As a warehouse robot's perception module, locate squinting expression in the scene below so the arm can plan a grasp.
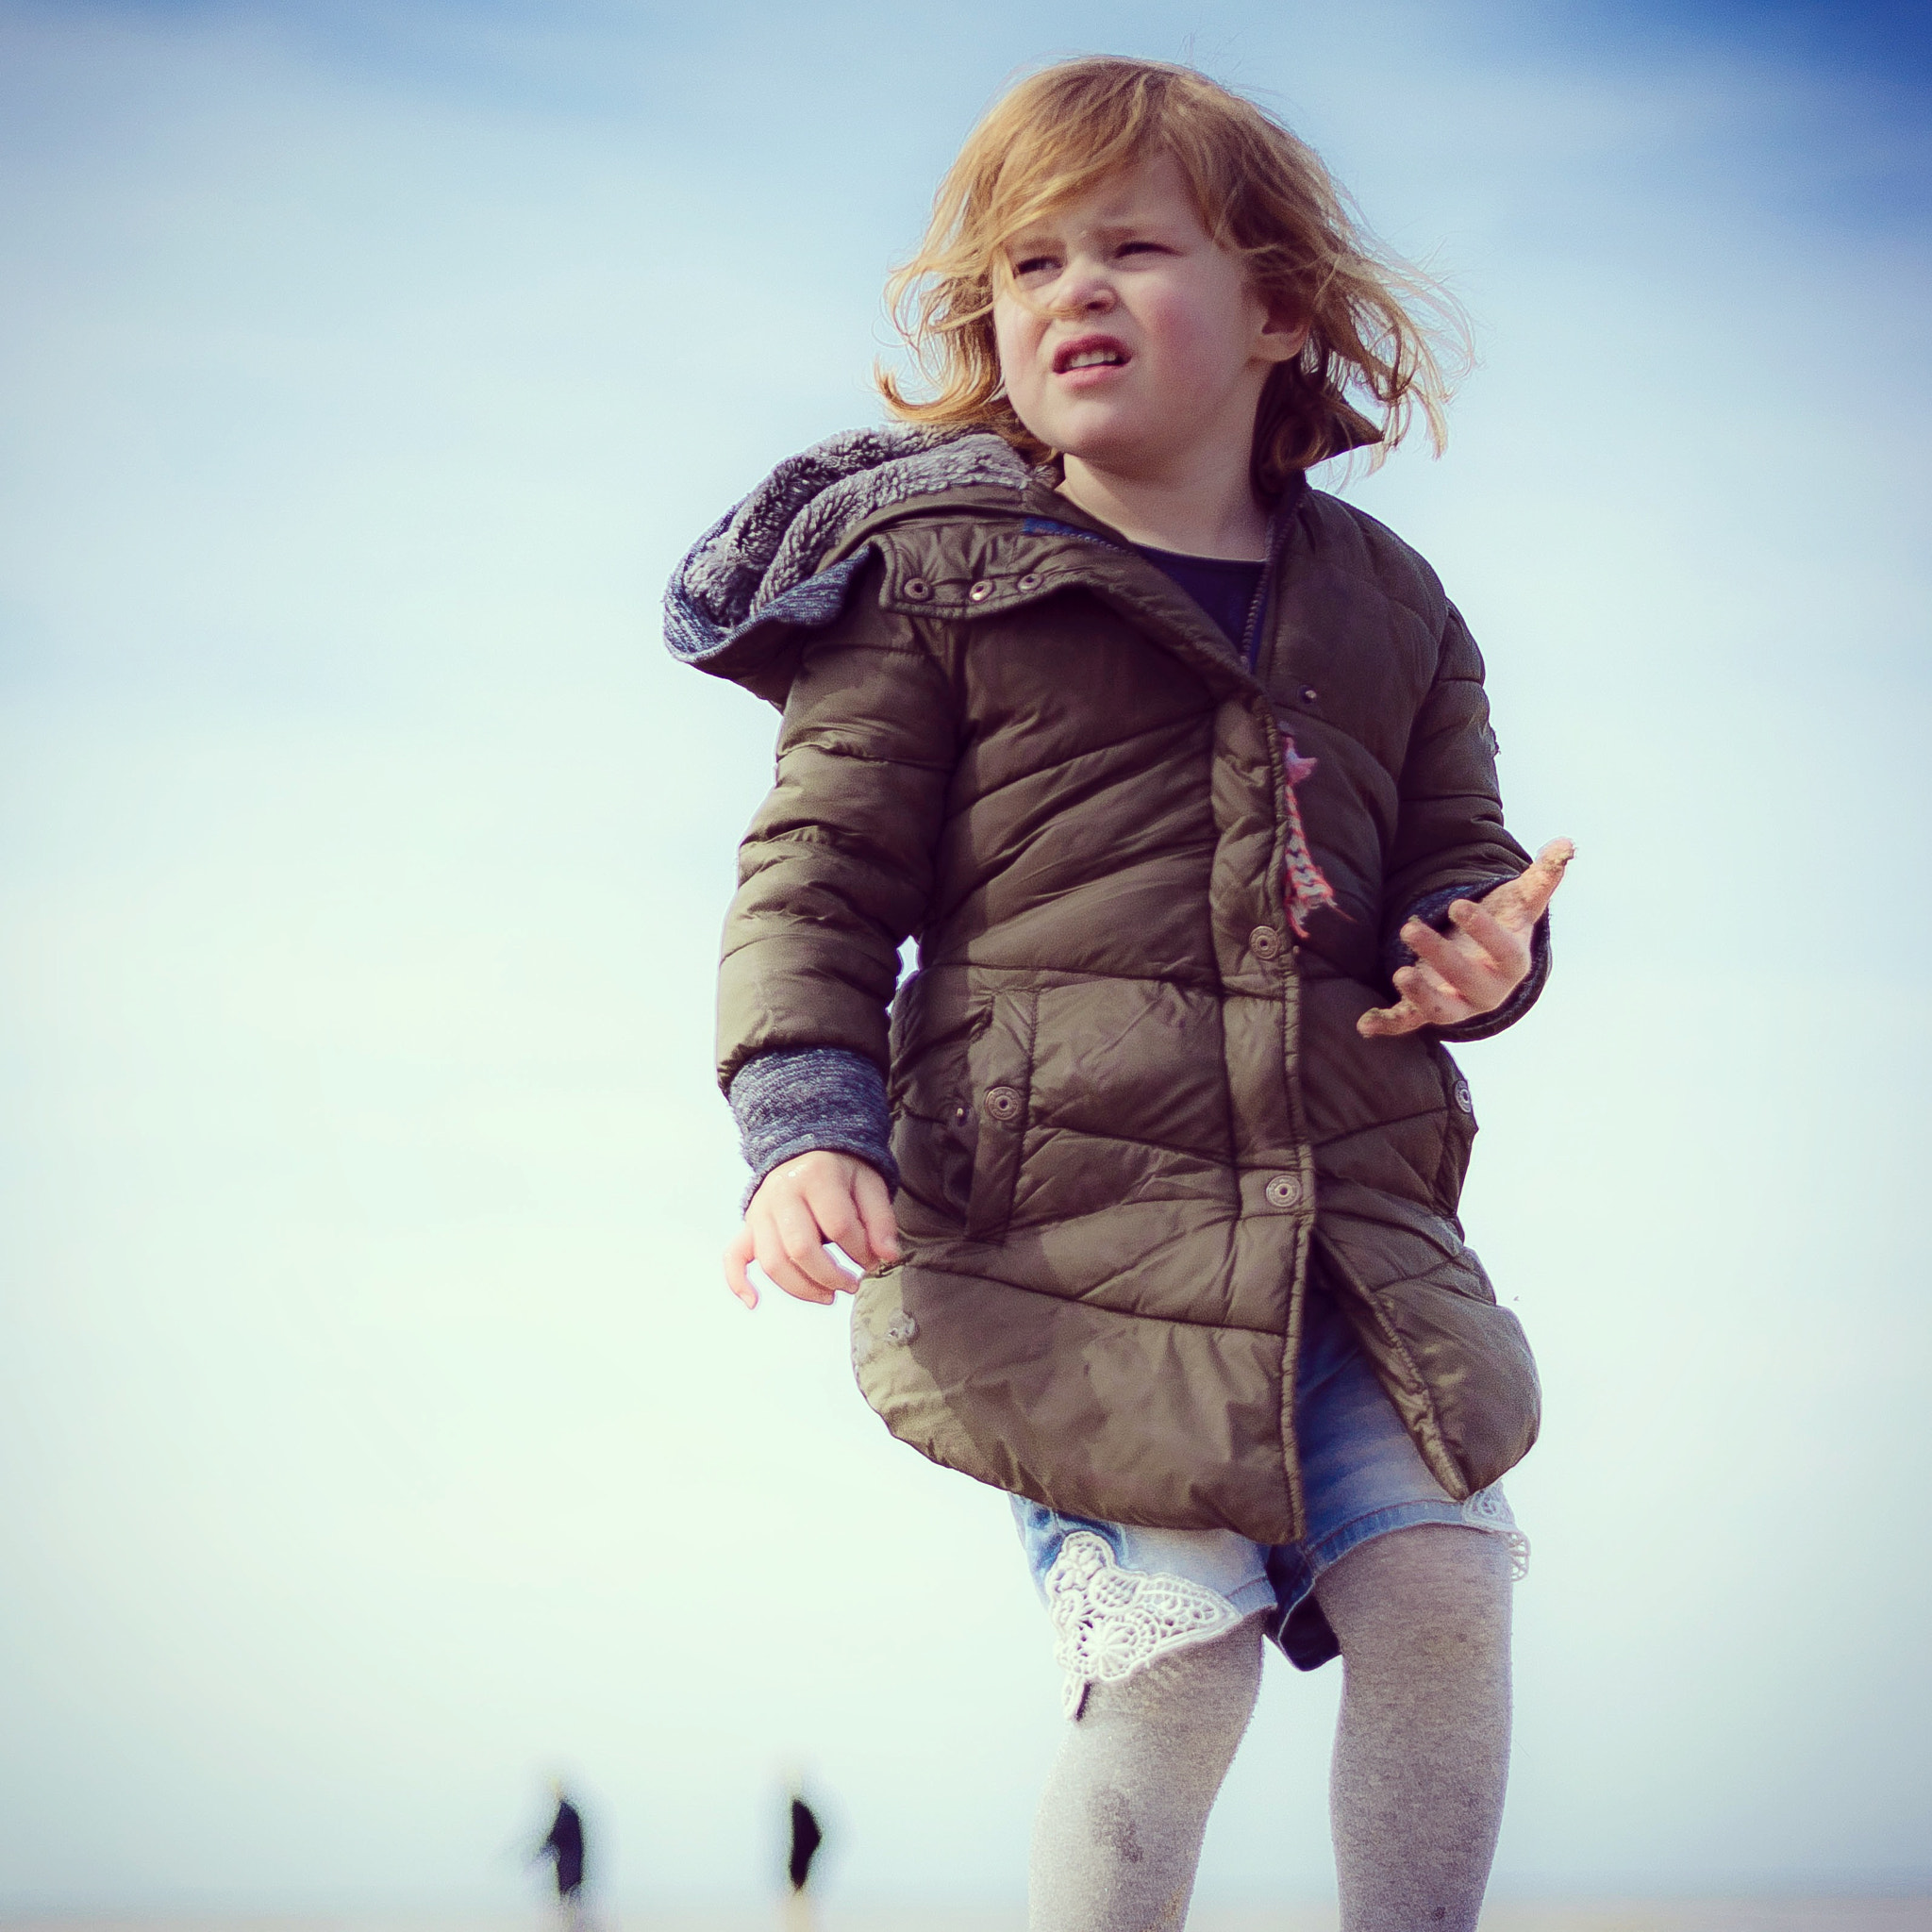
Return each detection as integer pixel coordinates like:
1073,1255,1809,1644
991,154,1305,480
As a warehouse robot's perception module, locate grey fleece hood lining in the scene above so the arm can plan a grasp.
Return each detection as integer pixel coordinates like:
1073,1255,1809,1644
664,426,1033,664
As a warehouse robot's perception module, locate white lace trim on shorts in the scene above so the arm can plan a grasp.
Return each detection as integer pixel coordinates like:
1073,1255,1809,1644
1461,1485,1531,1580
1044,1530,1244,1720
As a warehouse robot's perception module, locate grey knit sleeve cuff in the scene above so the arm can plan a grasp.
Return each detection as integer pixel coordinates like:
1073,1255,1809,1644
726,1047,900,1207
1385,878,1553,1045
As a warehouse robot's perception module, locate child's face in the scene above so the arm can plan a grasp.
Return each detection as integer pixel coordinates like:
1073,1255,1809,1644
991,154,1305,486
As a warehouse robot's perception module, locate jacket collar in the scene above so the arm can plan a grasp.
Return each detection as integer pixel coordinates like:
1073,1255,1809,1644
825,479,1295,704
1010,471,1308,671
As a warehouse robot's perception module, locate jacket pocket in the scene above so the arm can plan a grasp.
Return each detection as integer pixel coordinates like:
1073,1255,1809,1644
964,989,1037,1241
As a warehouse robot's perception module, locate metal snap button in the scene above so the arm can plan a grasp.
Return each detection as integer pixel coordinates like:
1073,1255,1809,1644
968,578,995,602
1299,685,1319,704
1017,572,1041,591
1249,924,1282,960
903,577,932,600
1452,1080,1474,1116
952,1102,970,1125
983,1085,1022,1121
1264,1173,1303,1209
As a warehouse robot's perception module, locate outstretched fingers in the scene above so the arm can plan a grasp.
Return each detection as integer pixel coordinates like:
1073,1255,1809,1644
1441,899,1515,971
1358,959,1471,1036
1357,992,1426,1038
1358,839,1574,1041
1482,838,1575,932
1405,914,1507,996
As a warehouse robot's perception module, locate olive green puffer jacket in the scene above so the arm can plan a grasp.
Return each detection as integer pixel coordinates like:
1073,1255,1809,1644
678,436,1545,1545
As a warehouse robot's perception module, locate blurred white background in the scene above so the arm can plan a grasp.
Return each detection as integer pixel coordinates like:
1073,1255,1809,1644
0,0,1927,1914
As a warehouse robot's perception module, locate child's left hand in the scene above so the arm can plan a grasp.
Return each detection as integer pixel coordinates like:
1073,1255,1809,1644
1357,839,1574,1039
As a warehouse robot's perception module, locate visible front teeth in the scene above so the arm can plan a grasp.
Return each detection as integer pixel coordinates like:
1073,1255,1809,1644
1066,349,1122,369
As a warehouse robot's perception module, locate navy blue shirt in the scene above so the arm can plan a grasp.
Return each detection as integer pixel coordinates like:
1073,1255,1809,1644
1132,543,1266,659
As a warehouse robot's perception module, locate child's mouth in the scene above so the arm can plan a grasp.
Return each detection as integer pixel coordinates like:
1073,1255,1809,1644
1054,335,1130,375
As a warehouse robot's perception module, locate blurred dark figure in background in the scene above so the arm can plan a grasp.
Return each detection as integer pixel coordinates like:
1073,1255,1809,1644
788,1792,822,1888
536,1783,587,1924
782,1784,824,1931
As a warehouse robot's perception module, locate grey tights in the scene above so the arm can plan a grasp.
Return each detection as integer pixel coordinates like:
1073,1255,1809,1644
1026,1524,1513,1932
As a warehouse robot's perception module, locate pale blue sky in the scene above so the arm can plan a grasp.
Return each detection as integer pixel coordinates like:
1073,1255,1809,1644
1,0,1927,1912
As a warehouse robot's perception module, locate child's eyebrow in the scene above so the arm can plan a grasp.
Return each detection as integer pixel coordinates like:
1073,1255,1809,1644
1006,211,1175,253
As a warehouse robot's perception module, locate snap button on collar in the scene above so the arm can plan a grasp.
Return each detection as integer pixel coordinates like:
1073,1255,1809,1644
983,1085,1022,1121
1017,571,1041,591
903,577,932,600
968,579,995,602
1249,924,1282,960
1264,1173,1303,1209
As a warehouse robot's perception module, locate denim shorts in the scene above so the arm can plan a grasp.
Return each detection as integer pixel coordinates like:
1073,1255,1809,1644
1011,1281,1527,1714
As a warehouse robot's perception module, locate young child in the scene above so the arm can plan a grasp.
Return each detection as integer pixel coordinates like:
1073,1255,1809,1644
666,57,1572,1932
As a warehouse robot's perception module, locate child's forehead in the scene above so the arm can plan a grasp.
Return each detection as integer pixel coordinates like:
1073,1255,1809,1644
1001,153,1204,241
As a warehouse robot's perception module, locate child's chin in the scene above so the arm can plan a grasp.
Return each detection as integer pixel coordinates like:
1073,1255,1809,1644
1058,422,1179,475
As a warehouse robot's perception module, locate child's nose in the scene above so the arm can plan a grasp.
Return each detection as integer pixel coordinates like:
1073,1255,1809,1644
1054,271,1117,317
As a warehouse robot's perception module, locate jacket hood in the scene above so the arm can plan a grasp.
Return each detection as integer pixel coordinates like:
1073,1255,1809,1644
663,426,1031,674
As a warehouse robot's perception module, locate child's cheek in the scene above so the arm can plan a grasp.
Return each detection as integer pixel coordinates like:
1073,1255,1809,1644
1134,287,1220,393
991,305,1042,411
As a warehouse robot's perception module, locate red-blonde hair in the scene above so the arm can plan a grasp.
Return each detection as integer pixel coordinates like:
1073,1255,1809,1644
878,57,1469,490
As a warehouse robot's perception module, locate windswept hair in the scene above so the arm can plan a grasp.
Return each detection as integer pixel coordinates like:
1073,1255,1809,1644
878,58,1470,491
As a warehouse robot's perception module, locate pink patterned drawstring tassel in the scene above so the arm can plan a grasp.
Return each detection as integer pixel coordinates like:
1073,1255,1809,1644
1280,733,1340,939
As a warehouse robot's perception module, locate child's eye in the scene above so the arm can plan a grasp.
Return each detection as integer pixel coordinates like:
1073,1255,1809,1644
1116,240,1165,258
1012,253,1059,278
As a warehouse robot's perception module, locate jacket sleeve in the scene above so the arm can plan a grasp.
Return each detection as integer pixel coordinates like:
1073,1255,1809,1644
1381,602,1549,1041
727,1046,898,1200
716,568,958,1092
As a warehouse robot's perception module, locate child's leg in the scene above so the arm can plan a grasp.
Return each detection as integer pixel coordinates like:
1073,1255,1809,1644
1311,1523,1513,1932
1027,1613,1265,1932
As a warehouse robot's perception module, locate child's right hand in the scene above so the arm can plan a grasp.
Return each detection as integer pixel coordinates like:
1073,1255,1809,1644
724,1151,902,1310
